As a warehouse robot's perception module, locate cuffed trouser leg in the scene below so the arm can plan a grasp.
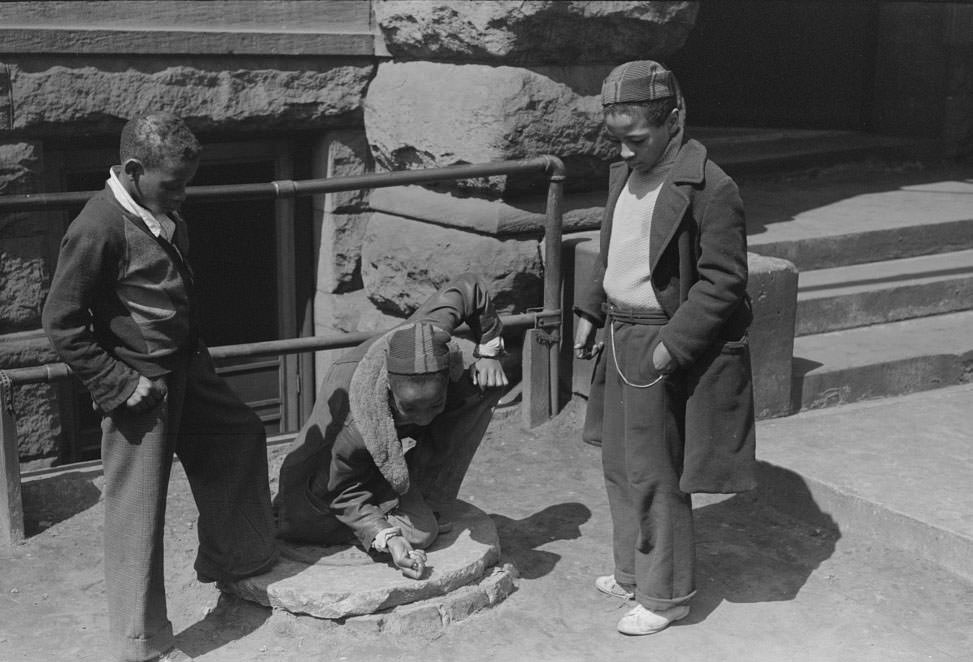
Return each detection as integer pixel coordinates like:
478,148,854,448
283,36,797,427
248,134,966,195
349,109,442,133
101,389,176,661
173,349,279,582
601,321,695,611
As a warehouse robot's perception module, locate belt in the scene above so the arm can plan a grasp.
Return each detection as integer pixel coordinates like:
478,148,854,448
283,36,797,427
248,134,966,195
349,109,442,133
604,301,668,325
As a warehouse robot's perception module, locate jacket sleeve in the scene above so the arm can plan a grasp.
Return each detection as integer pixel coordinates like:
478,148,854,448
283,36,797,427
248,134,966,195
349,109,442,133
327,431,395,549
41,215,142,411
659,176,749,367
410,273,503,343
574,257,607,327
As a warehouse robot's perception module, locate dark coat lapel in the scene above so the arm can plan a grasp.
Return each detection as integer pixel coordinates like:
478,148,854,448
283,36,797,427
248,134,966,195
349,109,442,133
649,140,707,273
600,161,632,260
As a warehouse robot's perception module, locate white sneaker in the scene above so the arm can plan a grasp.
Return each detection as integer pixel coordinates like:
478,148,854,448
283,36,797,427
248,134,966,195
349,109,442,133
616,603,690,636
594,575,635,600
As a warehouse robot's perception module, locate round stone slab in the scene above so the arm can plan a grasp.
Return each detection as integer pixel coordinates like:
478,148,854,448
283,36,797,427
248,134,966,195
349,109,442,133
225,500,501,619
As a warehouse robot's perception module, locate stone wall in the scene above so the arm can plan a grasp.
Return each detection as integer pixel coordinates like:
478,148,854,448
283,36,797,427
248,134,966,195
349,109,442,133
0,1,701,464
322,0,698,363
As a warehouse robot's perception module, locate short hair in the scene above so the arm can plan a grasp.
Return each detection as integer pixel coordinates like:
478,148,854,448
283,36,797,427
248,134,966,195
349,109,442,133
119,112,201,169
604,97,678,128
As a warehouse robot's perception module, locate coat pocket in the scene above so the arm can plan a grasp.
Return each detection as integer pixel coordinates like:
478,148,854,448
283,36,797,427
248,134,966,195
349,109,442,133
680,336,757,494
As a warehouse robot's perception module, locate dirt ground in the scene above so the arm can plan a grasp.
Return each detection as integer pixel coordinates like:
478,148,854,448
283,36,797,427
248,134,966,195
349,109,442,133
2,398,972,661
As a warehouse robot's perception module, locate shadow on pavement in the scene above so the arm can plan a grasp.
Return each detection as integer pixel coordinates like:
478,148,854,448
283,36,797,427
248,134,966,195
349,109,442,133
491,502,592,580
175,593,272,659
685,462,841,626
21,470,103,535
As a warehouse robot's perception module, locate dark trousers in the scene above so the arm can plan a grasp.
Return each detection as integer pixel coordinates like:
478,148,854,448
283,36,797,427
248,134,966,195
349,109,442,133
599,317,696,611
100,348,277,661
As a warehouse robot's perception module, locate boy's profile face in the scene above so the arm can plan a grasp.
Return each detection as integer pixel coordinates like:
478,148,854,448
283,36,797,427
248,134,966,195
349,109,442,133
389,373,448,427
124,157,199,217
605,108,678,173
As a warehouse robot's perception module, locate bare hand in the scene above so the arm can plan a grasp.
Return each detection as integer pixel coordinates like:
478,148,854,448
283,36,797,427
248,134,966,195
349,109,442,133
472,357,508,391
574,317,602,360
125,375,166,413
388,536,426,579
652,340,677,374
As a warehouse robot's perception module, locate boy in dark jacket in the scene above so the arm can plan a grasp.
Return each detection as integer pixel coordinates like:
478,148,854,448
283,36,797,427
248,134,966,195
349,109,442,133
274,274,507,579
42,113,277,662
574,61,756,636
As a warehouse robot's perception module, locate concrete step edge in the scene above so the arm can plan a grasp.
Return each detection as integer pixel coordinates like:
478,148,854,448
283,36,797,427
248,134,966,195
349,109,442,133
796,275,973,336
792,310,973,410
755,461,973,583
750,219,973,271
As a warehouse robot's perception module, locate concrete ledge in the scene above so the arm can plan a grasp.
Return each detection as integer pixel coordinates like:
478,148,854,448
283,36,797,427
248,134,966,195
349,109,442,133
225,500,504,620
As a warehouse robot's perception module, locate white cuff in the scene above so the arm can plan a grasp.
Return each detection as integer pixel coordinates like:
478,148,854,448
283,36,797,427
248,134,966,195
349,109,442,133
372,526,402,552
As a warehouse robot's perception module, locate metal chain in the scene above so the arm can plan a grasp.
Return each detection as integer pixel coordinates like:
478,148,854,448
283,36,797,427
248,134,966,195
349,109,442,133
608,321,665,389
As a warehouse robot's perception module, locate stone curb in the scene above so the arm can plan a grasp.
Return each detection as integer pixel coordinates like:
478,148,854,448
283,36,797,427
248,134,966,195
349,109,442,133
339,563,519,636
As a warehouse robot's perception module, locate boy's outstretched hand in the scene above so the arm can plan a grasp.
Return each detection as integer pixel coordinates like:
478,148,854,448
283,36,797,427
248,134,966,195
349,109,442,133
388,536,426,579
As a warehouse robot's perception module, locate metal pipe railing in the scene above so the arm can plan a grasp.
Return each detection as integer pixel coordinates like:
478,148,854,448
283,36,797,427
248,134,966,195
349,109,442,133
0,156,566,546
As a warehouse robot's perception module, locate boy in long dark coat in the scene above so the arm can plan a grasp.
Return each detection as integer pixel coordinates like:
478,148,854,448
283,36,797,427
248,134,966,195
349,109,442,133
574,61,757,636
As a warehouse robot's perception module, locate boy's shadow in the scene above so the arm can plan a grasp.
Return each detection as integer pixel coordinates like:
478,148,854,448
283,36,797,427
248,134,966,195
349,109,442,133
174,592,272,659
490,502,592,580
682,462,841,626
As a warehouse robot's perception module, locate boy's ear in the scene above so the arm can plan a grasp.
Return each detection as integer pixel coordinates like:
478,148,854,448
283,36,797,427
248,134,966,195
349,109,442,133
122,158,143,179
667,107,681,136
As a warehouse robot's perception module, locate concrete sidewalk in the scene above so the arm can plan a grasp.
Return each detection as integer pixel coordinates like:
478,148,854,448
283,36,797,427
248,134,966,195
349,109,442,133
1,392,972,661
757,383,973,582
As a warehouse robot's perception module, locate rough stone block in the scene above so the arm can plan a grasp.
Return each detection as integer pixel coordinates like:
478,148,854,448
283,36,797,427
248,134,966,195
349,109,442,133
361,212,544,316
365,61,617,197
566,236,798,419
374,1,698,64
0,330,63,460
225,500,501,619
3,59,373,134
0,142,42,195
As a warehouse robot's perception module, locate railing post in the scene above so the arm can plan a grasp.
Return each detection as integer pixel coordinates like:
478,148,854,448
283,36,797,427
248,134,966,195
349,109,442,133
0,373,25,546
522,156,565,428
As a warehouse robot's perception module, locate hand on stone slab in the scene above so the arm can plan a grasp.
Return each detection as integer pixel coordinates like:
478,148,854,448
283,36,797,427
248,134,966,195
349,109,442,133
388,536,427,579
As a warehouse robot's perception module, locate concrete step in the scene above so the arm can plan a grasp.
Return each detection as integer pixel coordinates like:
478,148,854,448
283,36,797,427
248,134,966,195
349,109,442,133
743,161,973,271
694,127,937,177
757,383,973,583
796,248,973,335
792,309,973,411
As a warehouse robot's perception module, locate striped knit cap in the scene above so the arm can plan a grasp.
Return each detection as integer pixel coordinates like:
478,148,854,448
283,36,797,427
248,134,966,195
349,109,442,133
386,322,451,375
601,60,677,105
